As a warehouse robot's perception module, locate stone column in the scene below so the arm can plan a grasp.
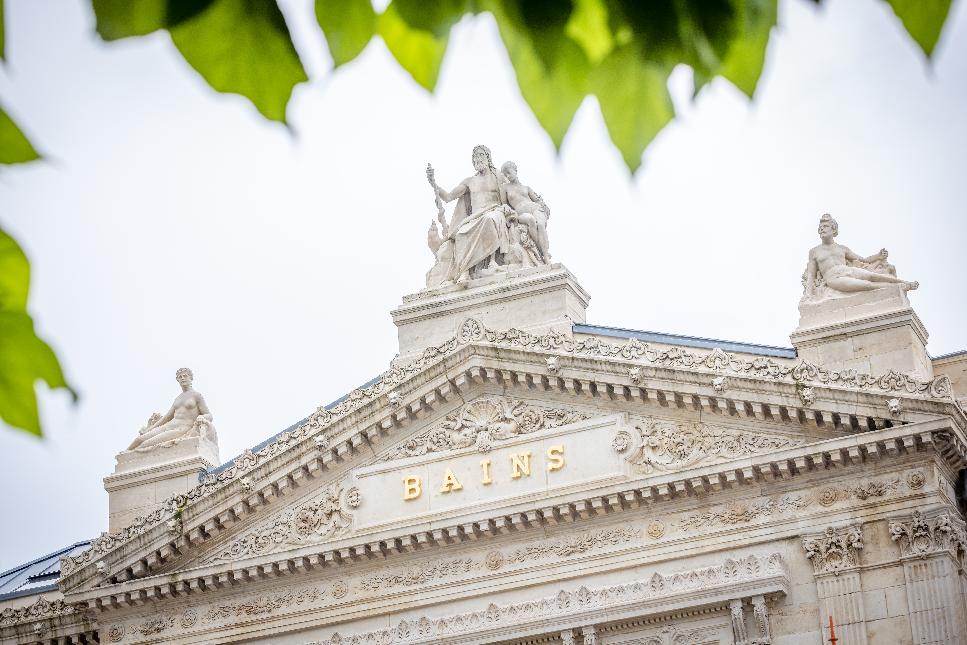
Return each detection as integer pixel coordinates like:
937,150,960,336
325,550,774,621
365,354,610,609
890,510,967,645
801,524,868,645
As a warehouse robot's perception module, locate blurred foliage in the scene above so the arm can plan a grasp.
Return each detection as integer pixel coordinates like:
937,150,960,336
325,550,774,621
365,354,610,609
0,228,75,436
0,0,955,436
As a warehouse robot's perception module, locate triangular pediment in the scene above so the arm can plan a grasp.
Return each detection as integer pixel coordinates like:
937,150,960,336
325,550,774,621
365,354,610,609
58,320,957,596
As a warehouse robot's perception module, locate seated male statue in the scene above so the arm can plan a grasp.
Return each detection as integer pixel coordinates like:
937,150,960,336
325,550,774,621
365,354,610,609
802,214,918,302
501,160,550,263
127,368,215,451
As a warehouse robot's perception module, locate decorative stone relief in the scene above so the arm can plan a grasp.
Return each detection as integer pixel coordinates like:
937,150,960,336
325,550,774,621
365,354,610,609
203,586,321,622
382,396,594,460
359,557,476,592
212,482,359,561
906,470,926,489
796,384,815,407
135,615,175,636
106,624,125,642
712,376,727,393
0,597,78,627
729,599,747,642
887,397,902,416
889,510,966,559
751,595,771,643
614,420,802,474
303,554,785,645
678,494,810,531
507,526,641,563
582,624,597,645
816,475,901,507
626,625,707,645
802,525,863,574
646,520,665,539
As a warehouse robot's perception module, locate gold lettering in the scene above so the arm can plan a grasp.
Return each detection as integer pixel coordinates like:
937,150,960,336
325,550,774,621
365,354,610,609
480,459,493,485
547,445,565,471
402,475,422,500
510,451,532,479
439,468,463,493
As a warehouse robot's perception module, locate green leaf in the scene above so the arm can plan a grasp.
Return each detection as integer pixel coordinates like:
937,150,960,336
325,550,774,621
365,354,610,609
0,227,75,437
91,0,216,41
884,0,952,58
717,0,777,98
315,0,377,67
486,0,590,149
168,0,308,123
378,1,449,92
0,225,28,311
395,0,470,37
0,105,40,165
589,45,673,172
565,0,614,65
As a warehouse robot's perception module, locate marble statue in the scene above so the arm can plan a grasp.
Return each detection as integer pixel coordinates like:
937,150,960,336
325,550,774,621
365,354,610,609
425,146,551,289
802,214,918,303
501,161,550,263
127,368,215,451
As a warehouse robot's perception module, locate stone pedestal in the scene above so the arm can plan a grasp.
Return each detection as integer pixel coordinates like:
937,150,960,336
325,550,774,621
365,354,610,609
104,435,219,533
790,285,932,380
392,264,590,361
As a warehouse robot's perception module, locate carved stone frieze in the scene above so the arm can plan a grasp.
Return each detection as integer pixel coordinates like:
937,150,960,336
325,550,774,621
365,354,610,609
203,586,322,622
889,510,966,559
359,557,476,592
506,526,641,563
212,483,359,561
613,420,802,474
678,494,810,531
357,526,639,594
802,525,863,574
0,597,78,628
382,396,594,460
303,553,785,645
621,625,707,645
816,475,902,507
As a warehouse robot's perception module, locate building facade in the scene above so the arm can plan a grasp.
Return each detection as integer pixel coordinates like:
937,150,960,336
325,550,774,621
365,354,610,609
2,156,966,644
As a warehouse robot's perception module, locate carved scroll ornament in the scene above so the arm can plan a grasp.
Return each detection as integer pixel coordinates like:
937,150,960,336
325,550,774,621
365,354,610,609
889,510,966,559
613,419,803,474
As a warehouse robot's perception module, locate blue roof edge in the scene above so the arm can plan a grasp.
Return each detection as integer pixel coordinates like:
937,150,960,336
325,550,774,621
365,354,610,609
574,323,798,359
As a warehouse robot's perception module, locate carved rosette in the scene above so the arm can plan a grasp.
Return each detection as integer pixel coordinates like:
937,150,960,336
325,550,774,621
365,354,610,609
801,525,863,574
889,510,966,560
382,396,594,460
614,419,802,474
213,482,359,561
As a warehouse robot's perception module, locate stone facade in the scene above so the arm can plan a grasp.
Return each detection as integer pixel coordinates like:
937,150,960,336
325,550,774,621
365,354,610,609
2,186,966,645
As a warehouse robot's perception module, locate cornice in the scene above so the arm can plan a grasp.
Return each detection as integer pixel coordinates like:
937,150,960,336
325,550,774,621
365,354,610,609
62,416,963,613
58,320,964,596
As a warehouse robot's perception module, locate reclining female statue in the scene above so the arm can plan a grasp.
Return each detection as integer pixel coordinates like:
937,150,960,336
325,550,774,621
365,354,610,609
127,368,215,451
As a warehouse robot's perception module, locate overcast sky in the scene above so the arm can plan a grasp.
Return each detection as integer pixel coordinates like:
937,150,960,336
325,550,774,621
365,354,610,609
0,0,964,570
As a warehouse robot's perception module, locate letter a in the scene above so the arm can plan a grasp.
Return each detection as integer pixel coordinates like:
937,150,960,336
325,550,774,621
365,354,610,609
439,468,463,493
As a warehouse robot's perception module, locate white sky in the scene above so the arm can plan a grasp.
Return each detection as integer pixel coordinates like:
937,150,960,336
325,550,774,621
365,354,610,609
0,0,964,569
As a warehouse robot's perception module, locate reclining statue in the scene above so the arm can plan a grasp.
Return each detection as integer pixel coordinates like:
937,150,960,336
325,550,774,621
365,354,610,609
127,368,216,451
802,214,918,303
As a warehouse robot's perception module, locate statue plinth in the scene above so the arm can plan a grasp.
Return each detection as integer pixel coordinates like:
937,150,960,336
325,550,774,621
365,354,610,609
104,435,219,534
791,285,932,380
392,263,589,361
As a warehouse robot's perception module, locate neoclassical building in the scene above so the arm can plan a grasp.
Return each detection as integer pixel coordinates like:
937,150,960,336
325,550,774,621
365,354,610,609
2,153,966,645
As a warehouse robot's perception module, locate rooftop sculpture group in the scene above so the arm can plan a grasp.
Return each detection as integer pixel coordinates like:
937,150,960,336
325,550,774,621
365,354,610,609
425,145,550,289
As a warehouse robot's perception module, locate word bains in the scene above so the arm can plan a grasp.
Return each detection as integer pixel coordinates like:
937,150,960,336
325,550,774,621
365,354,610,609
402,446,565,500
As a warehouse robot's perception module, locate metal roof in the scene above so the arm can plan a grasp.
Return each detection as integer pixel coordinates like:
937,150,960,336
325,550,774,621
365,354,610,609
574,323,798,358
0,540,91,601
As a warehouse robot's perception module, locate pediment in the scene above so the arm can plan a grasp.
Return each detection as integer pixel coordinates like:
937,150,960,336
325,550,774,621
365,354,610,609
169,393,813,572
58,320,958,597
